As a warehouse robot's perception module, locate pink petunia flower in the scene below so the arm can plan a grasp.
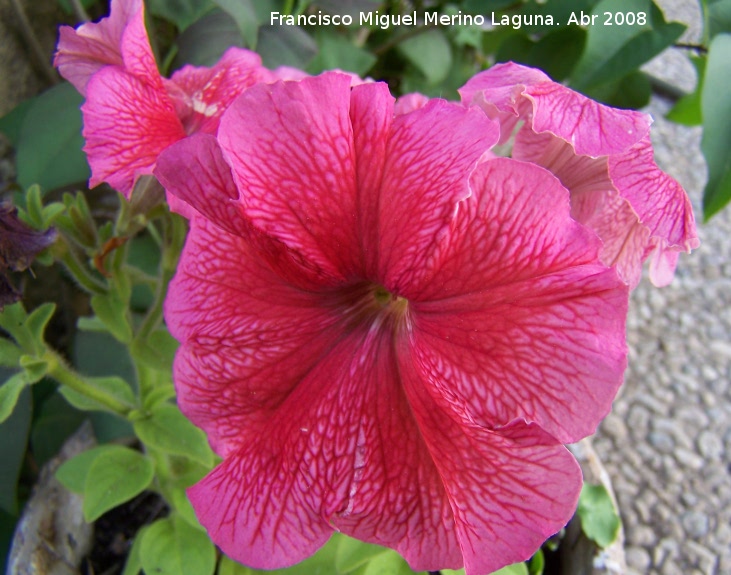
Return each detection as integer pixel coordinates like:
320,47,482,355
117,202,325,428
155,73,629,574
459,62,699,288
54,0,276,199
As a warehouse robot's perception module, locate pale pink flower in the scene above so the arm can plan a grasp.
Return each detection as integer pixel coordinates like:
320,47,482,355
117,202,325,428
54,0,276,198
155,73,629,574
459,62,699,288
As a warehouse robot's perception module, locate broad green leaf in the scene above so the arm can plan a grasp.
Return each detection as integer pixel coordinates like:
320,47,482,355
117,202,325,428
0,98,34,146
214,0,260,47
169,487,202,529
397,29,452,85
139,516,216,575
667,55,706,126
31,391,86,466
307,31,377,76
56,444,127,493
121,524,149,575
349,548,415,575
57,0,97,14
59,376,136,413
268,534,339,574
704,0,731,39
219,556,256,575
576,483,621,548
16,82,90,191
525,26,587,81
335,534,389,573
702,33,731,219
587,70,651,109
257,24,318,69
512,0,599,33
571,0,685,91
148,0,215,30
83,447,154,521
132,327,179,372
0,383,31,514
175,9,244,67
133,403,213,467
90,293,132,343
0,373,27,424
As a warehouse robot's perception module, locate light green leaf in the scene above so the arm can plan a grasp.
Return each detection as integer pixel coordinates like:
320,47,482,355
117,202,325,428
268,534,340,574
219,555,256,575
0,339,21,367
349,548,415,575
121,524,149,575
56,444,131,494
489,563,529,575
576,483,621,548
16,83,90,191
83,447,154,521
133,403,213,467
397,29,452,85
307,31,377,76
704,0,731,39
24,303,56,345
571,0,685,91
701,33,731,219
59,376,136,413
90,294,132,344
0,373,26,424
528,548,545,575
169,487,202,529
148,0,216,30
335,534,389,573
667,55,706,126
139,516,216,575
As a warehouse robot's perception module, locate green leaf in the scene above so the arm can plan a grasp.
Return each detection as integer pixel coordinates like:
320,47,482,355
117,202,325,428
133,403,213,467
83,447,154,521
0,373,26,425
349,549,415,575
213,0,260,47
121,524,149,575
147,0,216,30
397,29,452,86
586,70,651,109
570,0,685,91
169,487,202,529
528,548,545,575
335,534,389,573
219,556,256,575
704,0,731,39
0,382,31,514
18,355,49,383
0,98,34,146
489,563,529,575
307,31,377,76
139,516,216,575
667,55,705,126
702,33,731,219
132,327,179,372
257,24,318,69
175,8,244,67
0,339,21,367
56,444,127,493
57,0,98,14
90,293,132,343
576,483,621,548
16,82,90,191
268,534,340,574
24,303,56,345
59,376,136,413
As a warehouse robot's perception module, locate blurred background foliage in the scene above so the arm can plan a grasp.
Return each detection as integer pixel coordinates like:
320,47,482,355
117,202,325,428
0,0,729,572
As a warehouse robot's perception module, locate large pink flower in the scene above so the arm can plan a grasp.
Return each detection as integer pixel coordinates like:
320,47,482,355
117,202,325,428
459,62,699,288
54,0,276,198
155,73,629,574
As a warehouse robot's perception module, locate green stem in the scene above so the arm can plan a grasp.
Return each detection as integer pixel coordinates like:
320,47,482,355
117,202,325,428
46,349,134,416
60,248,108,295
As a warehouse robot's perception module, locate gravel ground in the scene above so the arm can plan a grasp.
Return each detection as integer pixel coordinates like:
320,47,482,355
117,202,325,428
592,2,731,574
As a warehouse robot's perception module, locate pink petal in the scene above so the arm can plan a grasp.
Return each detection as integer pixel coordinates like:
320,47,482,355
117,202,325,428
154,133,242,228
400,351,582,575
406,158,628,442
82,67,185,195
608,137,699,253
394,93,430,115
459,62,651,156
218,73,361,282
377,100,500,292
55,0,158,95
165,48,275,135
